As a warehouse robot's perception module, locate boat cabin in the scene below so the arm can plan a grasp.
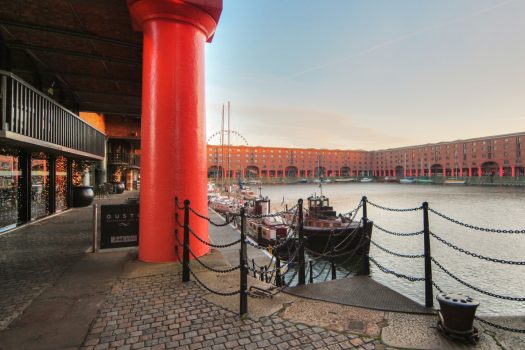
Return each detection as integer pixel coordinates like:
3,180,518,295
253,197,271,216
307,195,337,219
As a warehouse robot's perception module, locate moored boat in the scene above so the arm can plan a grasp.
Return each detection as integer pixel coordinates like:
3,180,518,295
246,197,289,247
360,177,373,183
209,196,239,215
285,195,371,253
400,177,416,184
416,176,434,184
444,179,467,185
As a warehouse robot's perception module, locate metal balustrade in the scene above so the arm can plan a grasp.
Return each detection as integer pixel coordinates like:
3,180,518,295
0,70,105,159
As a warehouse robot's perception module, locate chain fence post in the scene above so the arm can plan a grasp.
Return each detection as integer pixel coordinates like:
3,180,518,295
275,253,281,287
239,207,248,317
182,199,190,283
252,259,256,278
422,201,433,308
298,198,306,285
361,196,370,275
331,247,337,280
309,261,314,284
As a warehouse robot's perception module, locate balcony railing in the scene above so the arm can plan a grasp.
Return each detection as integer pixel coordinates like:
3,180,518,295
107,152,141,167
0,70,105,159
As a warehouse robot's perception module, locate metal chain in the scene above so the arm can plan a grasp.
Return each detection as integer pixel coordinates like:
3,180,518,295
189,226,241,248
369,256,425,282
188,267,241,296
174,198,185,210
432,257,525,301
429,208,525,234
190,207,238,226
366,200,422,212
373,222,424,237
370,239,425,258
430,231,525,265
173,232,240,273
475,316,525,334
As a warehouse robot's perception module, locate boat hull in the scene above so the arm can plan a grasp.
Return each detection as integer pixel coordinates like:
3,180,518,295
303,221,372,254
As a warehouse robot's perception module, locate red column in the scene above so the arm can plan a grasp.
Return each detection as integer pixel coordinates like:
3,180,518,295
512,166,516,177
499,166,504,177
478,167,482,177
468,168,472,177
129,0,222,262
459,168,463,177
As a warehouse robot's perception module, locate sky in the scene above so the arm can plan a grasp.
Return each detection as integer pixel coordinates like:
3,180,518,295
204,0,525,150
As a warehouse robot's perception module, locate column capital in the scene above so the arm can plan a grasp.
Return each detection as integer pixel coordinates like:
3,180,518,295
128,0,222,42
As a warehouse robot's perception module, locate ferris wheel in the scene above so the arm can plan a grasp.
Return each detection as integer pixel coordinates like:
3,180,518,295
207,130,249,146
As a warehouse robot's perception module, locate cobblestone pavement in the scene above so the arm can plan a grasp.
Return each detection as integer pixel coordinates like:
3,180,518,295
82,272,380,350
0,209,92,330
0,192,138,331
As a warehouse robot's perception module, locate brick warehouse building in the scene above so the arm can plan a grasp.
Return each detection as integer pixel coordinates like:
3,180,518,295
207,131,525,179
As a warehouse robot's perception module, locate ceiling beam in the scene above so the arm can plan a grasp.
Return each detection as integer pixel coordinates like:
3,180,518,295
0,18,141,49
7,42,141,65
12,68,140,84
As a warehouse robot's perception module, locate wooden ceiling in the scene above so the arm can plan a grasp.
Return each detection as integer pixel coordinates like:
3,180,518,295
0,0,142,118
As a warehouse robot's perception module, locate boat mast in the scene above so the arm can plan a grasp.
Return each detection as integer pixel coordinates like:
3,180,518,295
220,104,225,191
227,101,231,192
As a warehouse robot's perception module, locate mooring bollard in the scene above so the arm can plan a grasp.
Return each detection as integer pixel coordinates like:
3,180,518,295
182,199,190,283
298,198,306,285
423,201,433,308
309,261,314,284
239,207,248,316
361,196,370,275
92,203,98,253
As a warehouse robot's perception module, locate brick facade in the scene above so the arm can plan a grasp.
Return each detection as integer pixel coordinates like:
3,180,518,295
207,132,525,178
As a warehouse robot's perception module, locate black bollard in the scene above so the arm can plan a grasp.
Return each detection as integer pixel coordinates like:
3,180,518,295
252,259,256,278
260,266,264,281
264,266,269,283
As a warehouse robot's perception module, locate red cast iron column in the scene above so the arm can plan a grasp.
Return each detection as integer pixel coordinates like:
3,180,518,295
128,0,222,262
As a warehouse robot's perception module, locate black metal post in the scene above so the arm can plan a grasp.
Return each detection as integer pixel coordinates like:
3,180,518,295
239,207,248,316
331,247,337,280
423,201,433,308
361,196,370,275
298,198,305,285
259,266,264,281
309,261,314,284
18,151,31,223
264,266,269,283
275,254,281,287
182,199,190,282
48,156,56,214
66,158,73,209
252,259,256,278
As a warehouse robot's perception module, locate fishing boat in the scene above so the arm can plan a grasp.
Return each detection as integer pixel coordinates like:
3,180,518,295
400,177,416,184
444,179,466,185
384,176,398,183
360,177,373,183
298,178,308,184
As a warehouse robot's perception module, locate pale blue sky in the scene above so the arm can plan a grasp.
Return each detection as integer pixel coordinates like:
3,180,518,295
205,0,525,150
